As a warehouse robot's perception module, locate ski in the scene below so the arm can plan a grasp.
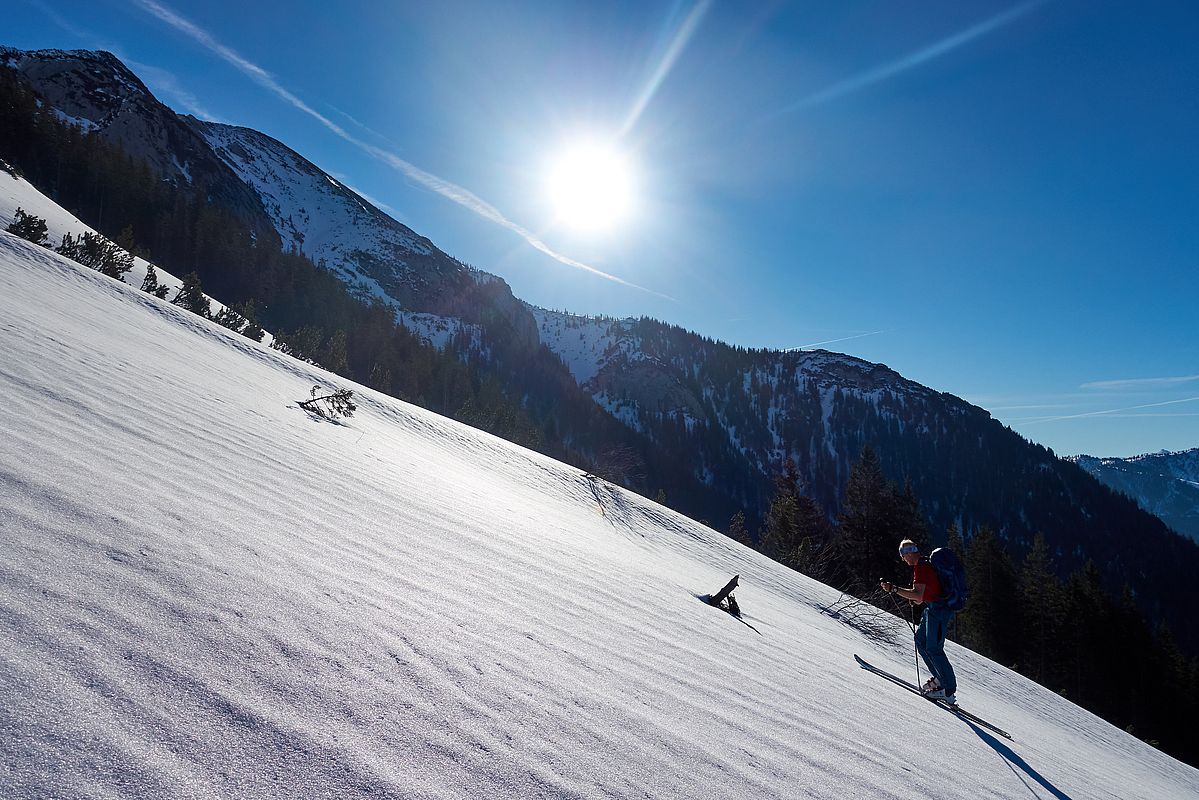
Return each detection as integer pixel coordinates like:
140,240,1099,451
854,654,1013,740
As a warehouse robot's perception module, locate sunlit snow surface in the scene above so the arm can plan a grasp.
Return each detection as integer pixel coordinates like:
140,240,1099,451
1,233,1197,799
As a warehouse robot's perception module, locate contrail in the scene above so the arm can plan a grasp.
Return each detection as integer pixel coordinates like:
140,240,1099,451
132,0,670,299
124,58,225,122
785,329,890,351
779,0,1042,114
1017,395,1199,425
1080,374,1199,390
620,0,712,137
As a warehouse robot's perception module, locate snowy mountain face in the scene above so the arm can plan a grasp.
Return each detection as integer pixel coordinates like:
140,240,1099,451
192,121,542,351
198,122,472,312
4,224,1198,799
531,307,979,509
1072,449,1199,543
0,47,266,223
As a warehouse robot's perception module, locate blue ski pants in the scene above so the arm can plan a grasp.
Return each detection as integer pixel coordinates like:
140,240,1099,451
915,604,957,694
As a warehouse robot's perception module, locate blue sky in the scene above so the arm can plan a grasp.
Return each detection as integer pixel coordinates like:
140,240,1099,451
8,0,1198,457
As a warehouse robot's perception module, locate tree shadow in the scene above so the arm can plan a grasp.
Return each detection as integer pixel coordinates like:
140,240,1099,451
964,718,1072,800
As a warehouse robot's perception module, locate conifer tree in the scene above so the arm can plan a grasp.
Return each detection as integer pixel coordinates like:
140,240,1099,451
1060,561,1110,707
958,526,1020,665
945,523,967,641
1018,533,1064,684
761,458,831,579
233,300,264,342
368,361,392,392
56,231,133,279
114,224,149,259
139,263,170,299
727,510,752,547
6,207,49,246
171,271,211,317
211,305,247,334
835,446,909,595
321,330,350,375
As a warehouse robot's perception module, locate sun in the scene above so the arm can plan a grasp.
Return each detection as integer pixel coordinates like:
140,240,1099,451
544,142,636,233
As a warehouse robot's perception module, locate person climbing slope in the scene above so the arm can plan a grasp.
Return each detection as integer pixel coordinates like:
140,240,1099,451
880,539,957,704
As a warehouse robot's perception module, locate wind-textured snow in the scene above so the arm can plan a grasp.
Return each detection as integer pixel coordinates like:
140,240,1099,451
1,234,1197,799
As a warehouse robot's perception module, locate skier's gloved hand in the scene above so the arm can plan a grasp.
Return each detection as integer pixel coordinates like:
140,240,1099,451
879,580,893,594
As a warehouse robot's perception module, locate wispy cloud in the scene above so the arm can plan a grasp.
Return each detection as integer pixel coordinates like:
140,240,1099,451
779,0,1042,114
1080,374,1199,390
131,0,670,299
785,329,890,351
620,0,712,137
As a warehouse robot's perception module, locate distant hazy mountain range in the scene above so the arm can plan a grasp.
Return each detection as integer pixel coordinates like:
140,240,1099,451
1072,449,1199,543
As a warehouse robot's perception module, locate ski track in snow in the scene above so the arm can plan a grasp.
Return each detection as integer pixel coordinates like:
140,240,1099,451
1,229,1198,798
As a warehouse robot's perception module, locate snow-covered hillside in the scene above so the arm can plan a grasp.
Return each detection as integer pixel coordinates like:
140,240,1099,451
2,225,1196,799
0,167,264,343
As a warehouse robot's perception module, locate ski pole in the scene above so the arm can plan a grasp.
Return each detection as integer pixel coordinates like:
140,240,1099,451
908,602,921,691
884,584,921,689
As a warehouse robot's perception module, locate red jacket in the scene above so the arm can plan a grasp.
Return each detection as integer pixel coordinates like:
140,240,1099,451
913,559,942,604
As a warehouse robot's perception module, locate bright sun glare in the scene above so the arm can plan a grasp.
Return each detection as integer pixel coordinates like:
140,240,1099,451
545,143,635,233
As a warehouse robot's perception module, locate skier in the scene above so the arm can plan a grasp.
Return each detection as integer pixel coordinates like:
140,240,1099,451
880,538,957,704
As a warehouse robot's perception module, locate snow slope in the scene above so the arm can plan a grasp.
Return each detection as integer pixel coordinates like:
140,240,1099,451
1,233,1196,799
0,167,267,344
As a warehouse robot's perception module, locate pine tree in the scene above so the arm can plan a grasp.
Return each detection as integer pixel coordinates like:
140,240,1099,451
6,207,49,246
321,329,349,375
211,305,247,333
945,523,967,641
114,224,149,259
727,510,752,547
834,446,906,595
139,263,170,299
1018,533,1064,684
171,271,211,317
958,526,1020,665
1060,561,1110,708
368,361,392,392
760,458,830,579
56,231,133,279
233,300,264,342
